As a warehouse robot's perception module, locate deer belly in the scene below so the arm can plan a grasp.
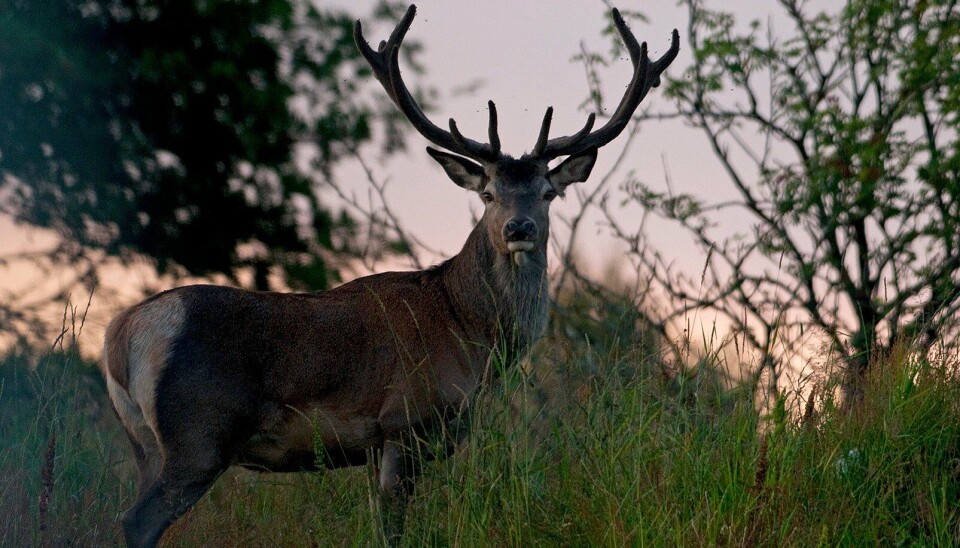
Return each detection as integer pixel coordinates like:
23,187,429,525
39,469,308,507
236,402,382,471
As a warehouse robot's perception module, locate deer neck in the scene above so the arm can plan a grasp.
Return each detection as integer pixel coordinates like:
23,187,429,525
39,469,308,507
442,223,549,359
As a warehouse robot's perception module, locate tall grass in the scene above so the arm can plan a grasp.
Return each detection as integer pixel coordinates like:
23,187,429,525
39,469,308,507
1,339,958,545
0,348,130,546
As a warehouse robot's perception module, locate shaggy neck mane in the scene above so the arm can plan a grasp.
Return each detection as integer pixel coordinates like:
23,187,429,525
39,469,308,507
440,222,549,360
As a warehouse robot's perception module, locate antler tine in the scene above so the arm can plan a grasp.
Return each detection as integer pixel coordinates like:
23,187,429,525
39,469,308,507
487,101,501,155
613,8,643,69
354,5,501,163
535,9,680,160
531,107,553,156
529,110,597,156
353,5,415,93
649,28,681,87
448,107,501,162
447,118,499,162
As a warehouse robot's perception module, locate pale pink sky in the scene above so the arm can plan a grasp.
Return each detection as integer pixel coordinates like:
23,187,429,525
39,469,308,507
0,1,792,355
324,0,732,268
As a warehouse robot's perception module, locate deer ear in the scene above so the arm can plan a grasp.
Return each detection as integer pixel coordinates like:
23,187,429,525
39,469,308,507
548,147,598,189
426,147,485,191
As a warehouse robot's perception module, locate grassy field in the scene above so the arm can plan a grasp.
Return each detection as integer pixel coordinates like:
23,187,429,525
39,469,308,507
2,339,959,546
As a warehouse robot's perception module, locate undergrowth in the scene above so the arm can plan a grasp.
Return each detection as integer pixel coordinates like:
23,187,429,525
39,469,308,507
1,340,958,546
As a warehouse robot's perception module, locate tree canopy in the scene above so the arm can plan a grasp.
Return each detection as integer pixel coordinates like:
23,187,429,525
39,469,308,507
619,0,959,401
0,0,415,292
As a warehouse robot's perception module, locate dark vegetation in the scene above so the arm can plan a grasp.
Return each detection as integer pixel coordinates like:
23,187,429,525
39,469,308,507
0,0,421,345
3,330,960,545
618,0,960,401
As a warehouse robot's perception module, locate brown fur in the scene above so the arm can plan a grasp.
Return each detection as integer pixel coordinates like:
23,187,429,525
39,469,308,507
102,291,183,394
102,205,553,547
103,306,136,391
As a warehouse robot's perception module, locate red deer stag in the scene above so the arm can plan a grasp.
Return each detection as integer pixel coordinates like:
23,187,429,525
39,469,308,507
101,5,678,546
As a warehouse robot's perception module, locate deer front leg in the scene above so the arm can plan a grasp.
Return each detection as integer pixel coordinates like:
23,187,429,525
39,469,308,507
378,439,420,545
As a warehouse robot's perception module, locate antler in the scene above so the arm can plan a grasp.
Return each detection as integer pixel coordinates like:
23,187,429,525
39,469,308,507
530,10,680,161
354,5,502,163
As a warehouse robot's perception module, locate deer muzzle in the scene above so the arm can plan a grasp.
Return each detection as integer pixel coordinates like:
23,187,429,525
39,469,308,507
503,217,538,252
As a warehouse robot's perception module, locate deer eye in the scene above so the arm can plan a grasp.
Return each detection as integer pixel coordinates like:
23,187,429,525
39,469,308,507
543,190,557,201
480,191,495,203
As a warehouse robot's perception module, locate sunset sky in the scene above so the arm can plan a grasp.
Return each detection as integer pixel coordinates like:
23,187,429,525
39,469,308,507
2,1,791,352
321,0,740,269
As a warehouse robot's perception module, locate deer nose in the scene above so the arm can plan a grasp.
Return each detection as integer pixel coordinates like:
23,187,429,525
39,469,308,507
503,217,537,242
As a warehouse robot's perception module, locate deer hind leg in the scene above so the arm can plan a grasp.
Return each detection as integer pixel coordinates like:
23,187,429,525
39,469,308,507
119,427,168,548
121,426,163,496
121,447,228,548
378,438,422,545
106,374,164,499
123,383,252,547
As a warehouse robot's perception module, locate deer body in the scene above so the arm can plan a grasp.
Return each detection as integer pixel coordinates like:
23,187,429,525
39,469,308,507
102,5,677,547
106,216,546,471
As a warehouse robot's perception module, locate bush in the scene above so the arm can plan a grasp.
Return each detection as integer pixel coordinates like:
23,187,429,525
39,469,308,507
1,340,958,545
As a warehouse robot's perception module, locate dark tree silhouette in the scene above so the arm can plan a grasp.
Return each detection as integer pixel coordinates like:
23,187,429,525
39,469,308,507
613,0,960,404
0,0,418,295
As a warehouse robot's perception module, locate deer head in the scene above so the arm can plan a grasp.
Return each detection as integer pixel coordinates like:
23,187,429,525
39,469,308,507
354,5,679,264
